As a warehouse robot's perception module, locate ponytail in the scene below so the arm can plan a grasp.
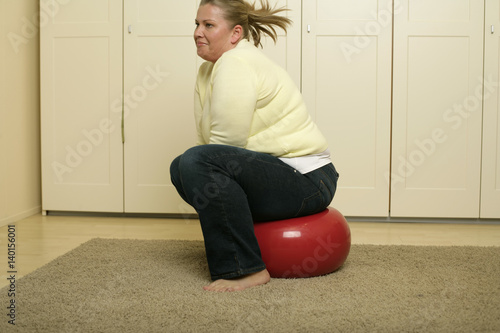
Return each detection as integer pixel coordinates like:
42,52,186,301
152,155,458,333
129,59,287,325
199,0,292,47
247,1,292,47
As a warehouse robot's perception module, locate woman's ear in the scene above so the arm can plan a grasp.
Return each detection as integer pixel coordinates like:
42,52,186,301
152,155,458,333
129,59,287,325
231,25,243,44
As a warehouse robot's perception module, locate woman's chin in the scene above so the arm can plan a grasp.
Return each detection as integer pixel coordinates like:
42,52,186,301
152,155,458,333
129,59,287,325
197,51,208,61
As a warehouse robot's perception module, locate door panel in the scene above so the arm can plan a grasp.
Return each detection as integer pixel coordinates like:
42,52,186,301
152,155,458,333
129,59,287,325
391,0,484,218
302,0,393,217
123,0,199,214
41,0,124,212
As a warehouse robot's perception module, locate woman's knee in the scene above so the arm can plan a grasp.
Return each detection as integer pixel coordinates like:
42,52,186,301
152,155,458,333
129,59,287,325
181,145,224,162
179,145,207,164
171,146,216,180
179,145,237,171
169,154,183,185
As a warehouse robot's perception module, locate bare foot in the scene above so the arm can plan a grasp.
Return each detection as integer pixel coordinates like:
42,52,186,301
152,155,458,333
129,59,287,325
203,269,271,292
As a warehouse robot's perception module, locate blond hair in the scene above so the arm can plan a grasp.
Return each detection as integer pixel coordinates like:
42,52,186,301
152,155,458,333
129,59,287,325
199,0,292,47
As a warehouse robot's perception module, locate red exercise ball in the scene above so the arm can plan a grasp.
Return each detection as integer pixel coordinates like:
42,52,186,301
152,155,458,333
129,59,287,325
254,208,351,278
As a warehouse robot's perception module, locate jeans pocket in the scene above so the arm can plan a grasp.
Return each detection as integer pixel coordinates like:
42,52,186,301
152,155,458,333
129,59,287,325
296,181,328,217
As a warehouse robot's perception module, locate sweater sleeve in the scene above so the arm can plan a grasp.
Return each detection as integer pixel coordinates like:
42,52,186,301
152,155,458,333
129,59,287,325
208,55,257,147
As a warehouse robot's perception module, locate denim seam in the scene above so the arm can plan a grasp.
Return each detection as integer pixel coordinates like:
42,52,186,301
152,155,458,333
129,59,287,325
206,166,242,274
318,171,334,199
211,264,267,280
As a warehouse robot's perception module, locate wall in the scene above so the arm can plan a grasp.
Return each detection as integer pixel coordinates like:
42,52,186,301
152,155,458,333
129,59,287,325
0,0,41,226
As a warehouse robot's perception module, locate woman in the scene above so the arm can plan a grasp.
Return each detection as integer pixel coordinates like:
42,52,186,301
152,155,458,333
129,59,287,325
170,0,339,292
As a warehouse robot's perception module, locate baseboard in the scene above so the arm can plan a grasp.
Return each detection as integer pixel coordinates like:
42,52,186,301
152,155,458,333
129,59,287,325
346,215,500,225
0,206,42,227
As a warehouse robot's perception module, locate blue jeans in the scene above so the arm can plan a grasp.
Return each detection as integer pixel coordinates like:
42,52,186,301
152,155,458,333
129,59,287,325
170,144,339,280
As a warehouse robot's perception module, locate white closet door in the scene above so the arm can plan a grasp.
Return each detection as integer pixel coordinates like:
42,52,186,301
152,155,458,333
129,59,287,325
123,0,301,214
481,0,500,219
41,0,124,212
123,0,200,214
391,0,484,218
302,0,393,216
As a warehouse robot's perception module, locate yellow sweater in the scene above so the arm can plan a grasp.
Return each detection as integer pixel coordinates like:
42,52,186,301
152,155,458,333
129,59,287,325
194,39,328,158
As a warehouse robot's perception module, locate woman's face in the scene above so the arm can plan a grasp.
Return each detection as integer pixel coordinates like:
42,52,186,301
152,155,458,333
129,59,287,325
194,4,240,63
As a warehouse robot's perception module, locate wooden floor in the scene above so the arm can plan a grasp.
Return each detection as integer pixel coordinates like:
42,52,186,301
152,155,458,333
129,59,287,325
1,213,500,288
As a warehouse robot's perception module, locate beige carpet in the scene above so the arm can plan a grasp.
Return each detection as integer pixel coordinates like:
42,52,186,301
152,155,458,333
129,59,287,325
1,238,499,333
